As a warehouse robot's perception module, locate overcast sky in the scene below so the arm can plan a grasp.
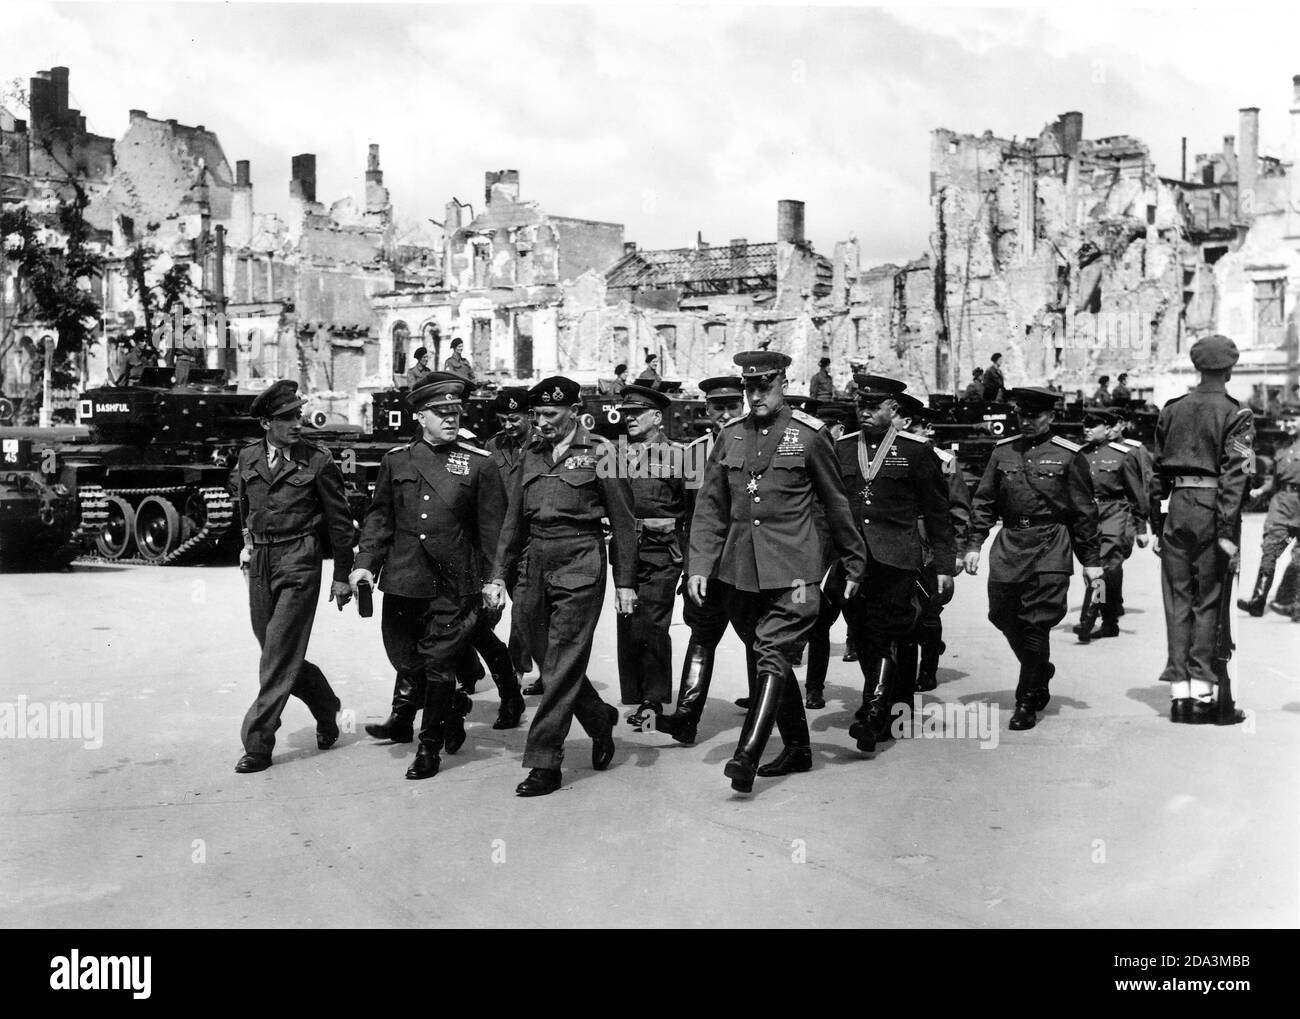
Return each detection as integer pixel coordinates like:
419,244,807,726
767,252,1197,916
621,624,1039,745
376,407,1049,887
3,2,1297,266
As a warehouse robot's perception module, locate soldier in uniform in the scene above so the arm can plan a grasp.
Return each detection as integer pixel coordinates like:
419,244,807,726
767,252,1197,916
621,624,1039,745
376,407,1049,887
1112,373,1132,404
1092,376,1112,406
405,347,432,390
233,380,355,773
688,351,866,792
964,387,1102,731
1072,409,1149,641
810,357,836,401
830,379,954,751
487,387,539,683
982,353,1006,402
636,353,662,384
443,337,475,383
962,368,984,402
1239,403,1300,620
1151,335,1254,723
615,385,687,725
651,375,753,744
490,376,638,796
349,373,508,777
896,394,970,693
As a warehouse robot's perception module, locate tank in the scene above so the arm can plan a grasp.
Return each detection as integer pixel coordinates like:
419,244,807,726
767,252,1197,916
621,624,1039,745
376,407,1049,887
0,431,82,569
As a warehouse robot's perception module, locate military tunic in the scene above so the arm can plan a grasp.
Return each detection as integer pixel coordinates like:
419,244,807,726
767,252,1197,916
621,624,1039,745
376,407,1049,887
235,439,356,756
487,428,537,675
497,423,638,770
1257,435,1300,574
1151,381,1254,687
617,436,687,707
1083,440,1148,568
967,431,1101,703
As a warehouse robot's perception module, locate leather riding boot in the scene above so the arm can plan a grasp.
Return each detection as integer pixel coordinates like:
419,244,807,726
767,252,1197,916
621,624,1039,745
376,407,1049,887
916,638,944,692
1114,567,1125,616
849,654,894,752
1237,565,1274,617
654,640,714,744
893,642,918,721
366,668,422,742
406,682,455,780
735,645,759,709
480,637,525,730
444,688,473,755
759,665,811,777
725,669,784,792
1095,570,1121,637
1269,561,1299,615
1073,584,1099,642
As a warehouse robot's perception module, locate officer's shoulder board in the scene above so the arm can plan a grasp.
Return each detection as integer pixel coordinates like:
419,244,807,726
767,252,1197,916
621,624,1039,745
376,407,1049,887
721,413,749,431
386,442,413,456
1051,435,1083,453
1122,438,1143,448
1107,441,1131,454
686,432,711,449
995,434,1020,446
457,441,490,457
895,430,929,444
933,446,955,464
836,430,860,444
789,408,825,431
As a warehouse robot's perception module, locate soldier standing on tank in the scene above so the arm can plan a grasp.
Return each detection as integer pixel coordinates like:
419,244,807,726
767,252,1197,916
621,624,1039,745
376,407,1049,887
233,380,355,774
1151,334,1254,723
964,387,1102,731
405,347,432,390
614,385,687,727
350,373,509,777
1238,403,1300,621
649,375,756,744
1072,409,1149,642
688,351,866,792
490,376,639,797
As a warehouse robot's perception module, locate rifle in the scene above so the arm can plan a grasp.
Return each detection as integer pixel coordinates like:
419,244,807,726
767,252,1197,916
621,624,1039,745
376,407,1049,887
1212,547,1241,724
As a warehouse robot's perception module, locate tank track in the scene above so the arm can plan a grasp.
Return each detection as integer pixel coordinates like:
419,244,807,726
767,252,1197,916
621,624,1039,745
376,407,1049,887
75,484,234,566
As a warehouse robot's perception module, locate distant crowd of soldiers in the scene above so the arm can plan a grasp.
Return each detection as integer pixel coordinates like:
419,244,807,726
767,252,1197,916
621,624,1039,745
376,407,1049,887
227,332,1291,796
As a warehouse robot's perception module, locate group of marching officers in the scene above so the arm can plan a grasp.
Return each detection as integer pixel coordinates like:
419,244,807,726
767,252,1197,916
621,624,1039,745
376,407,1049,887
229,333,1259,796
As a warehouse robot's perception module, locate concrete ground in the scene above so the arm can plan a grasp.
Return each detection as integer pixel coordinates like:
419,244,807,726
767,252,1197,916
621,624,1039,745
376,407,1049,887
1,516,1296,929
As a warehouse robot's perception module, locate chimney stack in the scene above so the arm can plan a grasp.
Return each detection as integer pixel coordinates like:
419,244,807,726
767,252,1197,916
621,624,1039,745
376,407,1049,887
230,160,253,248
1222,134,1237,183
777,200,805,245
290,153,317,204
28,73,54,133
49,67,69,119
129,109,148,123
484,170,520,206
365,144,389,213
1059,111,1084,160
236,160,250,187
1239,107,1259,216
623,241,638,256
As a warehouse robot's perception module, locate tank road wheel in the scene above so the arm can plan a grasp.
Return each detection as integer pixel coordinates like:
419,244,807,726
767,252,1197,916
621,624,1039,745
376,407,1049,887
182,490,211,544
95,495,136,560
134,495,181,563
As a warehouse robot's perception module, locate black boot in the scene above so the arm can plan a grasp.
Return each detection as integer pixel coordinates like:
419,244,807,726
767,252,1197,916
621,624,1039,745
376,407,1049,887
843,633,858,662
893,642,918,721
1114,568,1126,616
406,683,454,780
366,668,422,742
1073,584,1099,642
849,654,894,753
1237,565,1274,617
494,689,525,730
1269,561,1299,615
916,639,944,692
759,667,811,776
734,645,758,709
444,690,473,754
1095,570,1121,638
654,641,714,744
724,669,784,792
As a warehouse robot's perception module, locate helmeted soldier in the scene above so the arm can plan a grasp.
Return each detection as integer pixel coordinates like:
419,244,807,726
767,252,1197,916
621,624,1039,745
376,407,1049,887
1239,402,1300,620
233,380,356,773
1151,335,1254,723
350,373,508,779
829,378,954,752
964,386,1102,731
490,375,639,796
614,384,688,725
1072,408,1149,642
688,350,866,792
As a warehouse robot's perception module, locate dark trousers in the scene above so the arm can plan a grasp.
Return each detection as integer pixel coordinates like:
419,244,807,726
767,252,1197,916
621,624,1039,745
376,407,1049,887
518,536,616,770
987,573,1070,703
719,582,817,747
1259,520,1300,572
505,567,534,674
616,547,680,706
381,590,479,688
683,575,730,647
804,585,843,694
1159,490,1225,688
842,560,922,659
241,536,337,756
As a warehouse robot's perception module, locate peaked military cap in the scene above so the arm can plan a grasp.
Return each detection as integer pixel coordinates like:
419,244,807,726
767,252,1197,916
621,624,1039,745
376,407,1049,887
734,349,792,380
894,392,926,420
495,387,530,414
699,375,743,399
408,371,469,412
852,374,907,398
1007,386,1060,413
1082,408,1118,426
617,384,671,411
785,394,820,414
816,405,853,425
250,379,306,419
1189,333,1240,371
529,375,582,407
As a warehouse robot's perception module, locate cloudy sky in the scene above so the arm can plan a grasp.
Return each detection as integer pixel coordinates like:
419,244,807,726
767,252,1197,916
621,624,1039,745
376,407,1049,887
3,2,1297,265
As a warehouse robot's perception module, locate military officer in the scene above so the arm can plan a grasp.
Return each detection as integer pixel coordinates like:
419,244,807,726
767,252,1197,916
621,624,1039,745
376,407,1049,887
1151,335,1254,723
897,395,971,693
1239,403,1300,620
491,376,639,797
688,350,867,792
652,375,754,744
349,373,507,778
487,387,539,684
614,385,687,726
233,380,356,774
1072,409,1149,642
828,378,954,751
443,337,475,382
965,386,1102,731
405,346,432,389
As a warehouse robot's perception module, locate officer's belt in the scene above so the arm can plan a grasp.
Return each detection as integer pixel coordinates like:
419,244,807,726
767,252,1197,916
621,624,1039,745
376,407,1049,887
251,529,317,546
529,524,604,539
1001,514,1059,528
1171,475,1218,489
635,517,679,533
